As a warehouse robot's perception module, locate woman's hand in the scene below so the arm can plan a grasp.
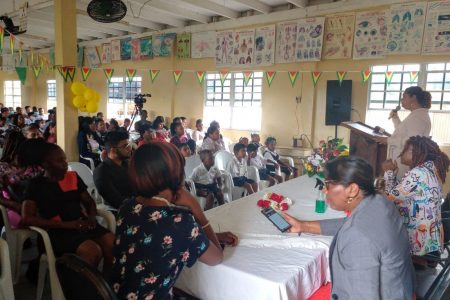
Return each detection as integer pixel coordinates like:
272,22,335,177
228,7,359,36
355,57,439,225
216,231,239,247
389,110,398,120
281,212,302,233
382,159,398,172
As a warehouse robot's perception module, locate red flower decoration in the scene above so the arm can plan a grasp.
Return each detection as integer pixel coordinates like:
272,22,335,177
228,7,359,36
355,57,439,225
280,203,289,211
268,193,284,203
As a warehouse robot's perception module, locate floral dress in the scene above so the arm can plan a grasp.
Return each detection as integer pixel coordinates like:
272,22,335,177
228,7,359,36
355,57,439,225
111,197,209,300
384,161,443,256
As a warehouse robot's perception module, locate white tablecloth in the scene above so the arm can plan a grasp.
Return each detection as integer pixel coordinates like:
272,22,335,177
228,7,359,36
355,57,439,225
175,176,346,300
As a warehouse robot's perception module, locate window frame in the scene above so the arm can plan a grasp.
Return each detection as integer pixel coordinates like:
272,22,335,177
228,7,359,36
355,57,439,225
47,79,57,111
3,80,22,108
107,76,142,119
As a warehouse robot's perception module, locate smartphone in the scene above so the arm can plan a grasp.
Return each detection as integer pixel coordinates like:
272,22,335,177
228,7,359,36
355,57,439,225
261,207,292,232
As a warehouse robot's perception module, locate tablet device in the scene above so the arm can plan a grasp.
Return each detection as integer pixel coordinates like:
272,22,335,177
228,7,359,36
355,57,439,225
261,207,292,232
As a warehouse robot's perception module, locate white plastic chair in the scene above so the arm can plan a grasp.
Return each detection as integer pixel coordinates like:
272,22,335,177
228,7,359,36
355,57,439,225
185,179,207,209
68,162,100,203
184,155,202,178
0,204,37,284
31,209,116,300
0,237,15,300
228,142,236,153
79,155,95,171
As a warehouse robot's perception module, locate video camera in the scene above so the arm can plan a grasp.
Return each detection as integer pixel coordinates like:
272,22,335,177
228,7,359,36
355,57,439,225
134,93,151,109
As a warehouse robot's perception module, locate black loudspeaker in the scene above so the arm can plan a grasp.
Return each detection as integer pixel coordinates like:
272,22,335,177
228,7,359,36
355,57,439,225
325,80,352,125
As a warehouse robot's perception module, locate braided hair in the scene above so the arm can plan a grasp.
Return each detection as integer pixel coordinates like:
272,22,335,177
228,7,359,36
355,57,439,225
401,136,450,183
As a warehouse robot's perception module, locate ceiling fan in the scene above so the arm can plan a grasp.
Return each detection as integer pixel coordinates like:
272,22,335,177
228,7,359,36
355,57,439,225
87,0,127,23
0,15,27,36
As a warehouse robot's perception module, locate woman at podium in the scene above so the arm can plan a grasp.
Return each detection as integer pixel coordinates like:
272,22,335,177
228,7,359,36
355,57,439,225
387,86,431,178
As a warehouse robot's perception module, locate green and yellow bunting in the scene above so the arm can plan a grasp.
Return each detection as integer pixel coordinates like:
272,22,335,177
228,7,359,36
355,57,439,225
195,71,206,85
18,42,23,63
67,67,76,82
9,34,15,55
126,69,137,83
15,67,27,85
361,69,372,84
337,71,347,86
32,65,42,80
265,71,276,87
311,71,322,87
150,70,160,83
81,67,92,81
288,71,299,87
243,71,252,86
219,71,229,86
173,70,183,85
104,68,114,83
57,66,68,81
385,71,394,86
410,71,419,82
0,26,4,53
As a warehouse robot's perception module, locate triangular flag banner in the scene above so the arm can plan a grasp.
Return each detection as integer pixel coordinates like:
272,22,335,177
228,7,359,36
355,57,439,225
126,69,137,83
30,50,34,65
409,71,419,82
0,27,4,53
9,34,15,55
15,67,27,85
361,69,372,84
32,65,42,80
385,71,394,86
18,43,23,63
311,71,322,87
150,70,160,83
243,71,252,86
219,71,229,86
337,71,347,86
173,70,183,85
67,67,76,82
57,66,69,81
195,71,206,85
265,71,276,87
81,67,92,81
104,68,114,83
288,71,299,87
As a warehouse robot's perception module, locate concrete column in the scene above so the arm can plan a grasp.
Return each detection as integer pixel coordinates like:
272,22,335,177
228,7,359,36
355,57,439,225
54,0,78,160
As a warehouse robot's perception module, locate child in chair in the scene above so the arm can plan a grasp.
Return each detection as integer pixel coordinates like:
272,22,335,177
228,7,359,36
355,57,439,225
263,137,298,180
247,143,283,186
190,150,224,210
229,143,258,195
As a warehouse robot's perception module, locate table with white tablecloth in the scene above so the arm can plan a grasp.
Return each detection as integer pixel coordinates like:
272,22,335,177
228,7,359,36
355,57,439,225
175,176,346,300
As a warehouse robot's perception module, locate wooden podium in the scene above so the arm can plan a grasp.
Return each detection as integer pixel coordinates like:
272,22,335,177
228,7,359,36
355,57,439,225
341,121,390,176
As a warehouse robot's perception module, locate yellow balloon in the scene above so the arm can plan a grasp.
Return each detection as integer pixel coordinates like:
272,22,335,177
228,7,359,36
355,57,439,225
92,92,100,103
84,88,94,101
86,101,98,113
72,96,85,108
79,105,87,112
71,81,85,96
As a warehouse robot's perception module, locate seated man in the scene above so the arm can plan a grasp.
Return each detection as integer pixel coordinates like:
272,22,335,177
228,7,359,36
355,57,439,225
94,131,133,210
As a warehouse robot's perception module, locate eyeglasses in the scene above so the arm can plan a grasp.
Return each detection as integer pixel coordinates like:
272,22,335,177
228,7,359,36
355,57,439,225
114,142,132,149
324,179,339,190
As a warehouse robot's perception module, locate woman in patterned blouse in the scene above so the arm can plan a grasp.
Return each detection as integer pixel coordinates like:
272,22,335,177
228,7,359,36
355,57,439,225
383,136,449,265
111,142,238,300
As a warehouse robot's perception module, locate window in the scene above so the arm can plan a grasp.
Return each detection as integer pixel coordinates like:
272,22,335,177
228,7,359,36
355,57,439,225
107,76,142,120
366,63,450,144
47,80,56,110
3,80,21,108
204,72,262,131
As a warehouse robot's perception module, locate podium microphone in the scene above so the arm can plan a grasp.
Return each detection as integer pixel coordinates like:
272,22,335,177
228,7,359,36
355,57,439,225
388,105,401,119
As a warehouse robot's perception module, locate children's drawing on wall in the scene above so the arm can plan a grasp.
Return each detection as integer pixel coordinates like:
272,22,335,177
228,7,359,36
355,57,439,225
296,17,325,61
111,39,121,61
153,33,176,57
276,21,297,63
131,39,141,60
86,46,101,67
254,25,275,66
140,37,153,59
233,29,254,65
353,11,387,59
120,38,132,60
101,43,111,64
422,1,450,55
386,2,426,54
215,31,234,67
323,14,355,59
192,31,215,58
177,33,191,59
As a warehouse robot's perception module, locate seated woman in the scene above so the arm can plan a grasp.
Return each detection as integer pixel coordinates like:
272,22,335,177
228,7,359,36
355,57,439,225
111,142,238,299
283,156,414,299
201,125,226,155
43,122,56,143
152,117,170,142
77,117,102,167
170,122,189,148
137,123,156,147
21,141,114,274
383,136,450,266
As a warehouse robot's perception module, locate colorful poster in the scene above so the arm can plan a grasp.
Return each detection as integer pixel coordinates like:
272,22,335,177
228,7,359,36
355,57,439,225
422,1,450,55
153,33,176,57
191,31,215,58
254,25,275,66
215,31,234,67
323,14,355,59
386,2,426,54
296,17,325,61
276,21,297,63
353,11,388,59
120,38,132,60
77,46,84,67
131,39,141,60
111,39,121,61
233,29,254,65
177,33,191,59
140,37,153,59
101,43,111,64
86,46,100,67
